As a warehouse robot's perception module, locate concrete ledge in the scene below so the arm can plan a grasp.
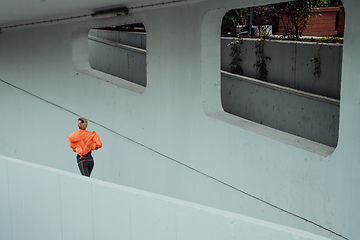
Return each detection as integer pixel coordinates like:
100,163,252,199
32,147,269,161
224,71,339,106
1,155,332,240
88,29,146,50
88,35,147,87
221,71,339,148
88,35,146,55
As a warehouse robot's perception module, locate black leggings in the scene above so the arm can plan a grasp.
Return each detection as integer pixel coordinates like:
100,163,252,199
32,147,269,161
77,152,94,177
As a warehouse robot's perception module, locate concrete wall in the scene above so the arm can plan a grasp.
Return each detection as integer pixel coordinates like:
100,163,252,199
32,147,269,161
221,38,342,99
221,71,340,147
86,32,340,147
0,0,359,240
89,30,341,100
0,155,331,240
89,29,146,49
88,32,339,147
88,35,147,86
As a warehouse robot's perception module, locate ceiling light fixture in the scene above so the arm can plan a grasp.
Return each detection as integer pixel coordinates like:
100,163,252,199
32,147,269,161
91,7,129,19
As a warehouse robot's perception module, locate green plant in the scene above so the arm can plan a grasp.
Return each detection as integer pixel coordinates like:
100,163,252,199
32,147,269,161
252,5,279,37
275,0,330,40
316,36,341,43
221,9,248,36
254,40,271,81
312,44,323,79
228,39,243,74
311,55,321,78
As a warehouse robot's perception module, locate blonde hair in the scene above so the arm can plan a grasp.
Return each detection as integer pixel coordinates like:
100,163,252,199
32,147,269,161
77,117,88,130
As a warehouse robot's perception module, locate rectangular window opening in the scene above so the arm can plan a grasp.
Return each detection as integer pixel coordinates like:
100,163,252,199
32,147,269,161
88,23,147,88
220,2,345,149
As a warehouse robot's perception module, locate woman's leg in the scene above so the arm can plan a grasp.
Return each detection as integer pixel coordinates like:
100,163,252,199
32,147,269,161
76,152,94,177
87,160,94,176
77,159,94,177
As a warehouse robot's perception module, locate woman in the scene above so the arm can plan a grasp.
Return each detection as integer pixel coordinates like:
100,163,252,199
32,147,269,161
67,117,102,177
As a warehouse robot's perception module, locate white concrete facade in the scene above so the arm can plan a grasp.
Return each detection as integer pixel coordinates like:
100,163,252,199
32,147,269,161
86,32,340,147
0,0,359,239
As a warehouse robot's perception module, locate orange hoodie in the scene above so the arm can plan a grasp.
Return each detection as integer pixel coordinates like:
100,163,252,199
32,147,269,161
67,129,102,157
